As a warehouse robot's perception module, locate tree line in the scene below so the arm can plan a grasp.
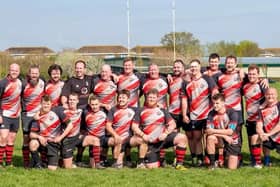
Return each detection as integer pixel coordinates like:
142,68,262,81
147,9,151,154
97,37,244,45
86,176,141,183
161,31,260,58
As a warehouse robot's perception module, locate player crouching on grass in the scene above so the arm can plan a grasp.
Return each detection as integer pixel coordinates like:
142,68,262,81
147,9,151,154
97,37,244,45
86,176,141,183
133,88,188,170
256,88,280,167
83,95,109,169
29,95,68,170
106,90,147,168
206,93,241,170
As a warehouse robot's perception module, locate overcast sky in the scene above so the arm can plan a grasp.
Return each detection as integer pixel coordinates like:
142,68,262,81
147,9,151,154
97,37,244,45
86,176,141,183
0,0,279,51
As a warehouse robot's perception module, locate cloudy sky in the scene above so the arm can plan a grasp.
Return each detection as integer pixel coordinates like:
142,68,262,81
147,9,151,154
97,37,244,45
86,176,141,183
0,0,279,51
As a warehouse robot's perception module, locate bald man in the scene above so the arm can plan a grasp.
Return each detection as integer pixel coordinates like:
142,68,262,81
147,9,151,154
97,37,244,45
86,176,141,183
257,88,280,167
0,63,22,167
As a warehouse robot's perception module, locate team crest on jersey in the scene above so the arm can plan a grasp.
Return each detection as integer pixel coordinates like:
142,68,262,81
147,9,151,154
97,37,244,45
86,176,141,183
157,111,162,116
159,83,163,88
200,83,205,89
49,115,54,121
272,109,277,116
76,85,80,88
81,87,88,94
234,76,240,82
110,85,115,89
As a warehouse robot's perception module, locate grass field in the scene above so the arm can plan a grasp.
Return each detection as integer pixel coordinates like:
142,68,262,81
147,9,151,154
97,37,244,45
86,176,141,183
0,81,280,187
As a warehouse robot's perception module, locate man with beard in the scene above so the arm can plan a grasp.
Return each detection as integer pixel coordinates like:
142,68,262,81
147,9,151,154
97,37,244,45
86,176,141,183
134,88,188,170
0,63,22,167
21,65,45,168
106,90,146,168
61,60,93,166
242,64,266,168
45,64,64,107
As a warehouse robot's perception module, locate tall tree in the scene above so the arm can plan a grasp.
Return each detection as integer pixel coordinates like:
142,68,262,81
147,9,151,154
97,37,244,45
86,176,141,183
161,32,202,57
206,40,237,56
236,40,260,57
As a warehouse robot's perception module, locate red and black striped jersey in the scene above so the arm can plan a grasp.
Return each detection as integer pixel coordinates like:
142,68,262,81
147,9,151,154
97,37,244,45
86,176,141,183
133,107,173,143
107,106,136,140
181,75,217,120
207,108,240,145
168,76,183,115
30,110,62,139
141,76,168,108
117,73,141,107
215,72,243,111
92,76,117,108
242,82,266,121
258,102,280,143
0,77,22,118
44,80,64,107
22,78,45,117
84,109,107,137
54,106,83,138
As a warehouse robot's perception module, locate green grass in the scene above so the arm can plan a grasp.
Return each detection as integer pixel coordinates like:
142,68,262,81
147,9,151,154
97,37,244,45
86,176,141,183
0,81,280,187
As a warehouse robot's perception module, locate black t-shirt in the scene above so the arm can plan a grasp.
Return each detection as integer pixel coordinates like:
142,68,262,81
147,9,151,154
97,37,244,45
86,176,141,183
61,75,93,108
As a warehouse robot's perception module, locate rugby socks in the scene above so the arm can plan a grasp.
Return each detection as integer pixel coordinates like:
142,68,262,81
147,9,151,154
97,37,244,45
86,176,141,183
159,149,165,167
159,149,165,163
126,155,132,162
0,146,5,165
264,155,270,166
251,144,261,165
40,148,48,165
197,154,203,164
175,146,186,165
76,146,85,163
209,154,215,166
5,144,14,165
92,146,101,164
31,151,40,166
218,154,224,166
22,146,30,168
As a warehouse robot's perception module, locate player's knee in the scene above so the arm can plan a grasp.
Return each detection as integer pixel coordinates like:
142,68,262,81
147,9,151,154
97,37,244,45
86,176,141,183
29,140,39,151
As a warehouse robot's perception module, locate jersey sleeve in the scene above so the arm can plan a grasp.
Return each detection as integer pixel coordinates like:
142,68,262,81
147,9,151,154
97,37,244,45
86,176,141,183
107,107,115,123
30,120,40,133
162,109,173,124
61,78,72,97
203,75,217,92
227,109,238,131
133,107,142,125
206,110,215,129
52,106,68,123
0,78,8,115
180,80,188,99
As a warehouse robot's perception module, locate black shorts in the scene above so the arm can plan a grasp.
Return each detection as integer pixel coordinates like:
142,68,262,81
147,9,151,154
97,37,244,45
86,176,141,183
21,114,33,134
246,120,257,137
224,143,241,156
183,119,206,131
170,113,187,130
46,142,61,166
146,132,177,163
0,116,20,132
121,136,132,153
263,138,280,153
100,135,109,148
62,135,82,159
